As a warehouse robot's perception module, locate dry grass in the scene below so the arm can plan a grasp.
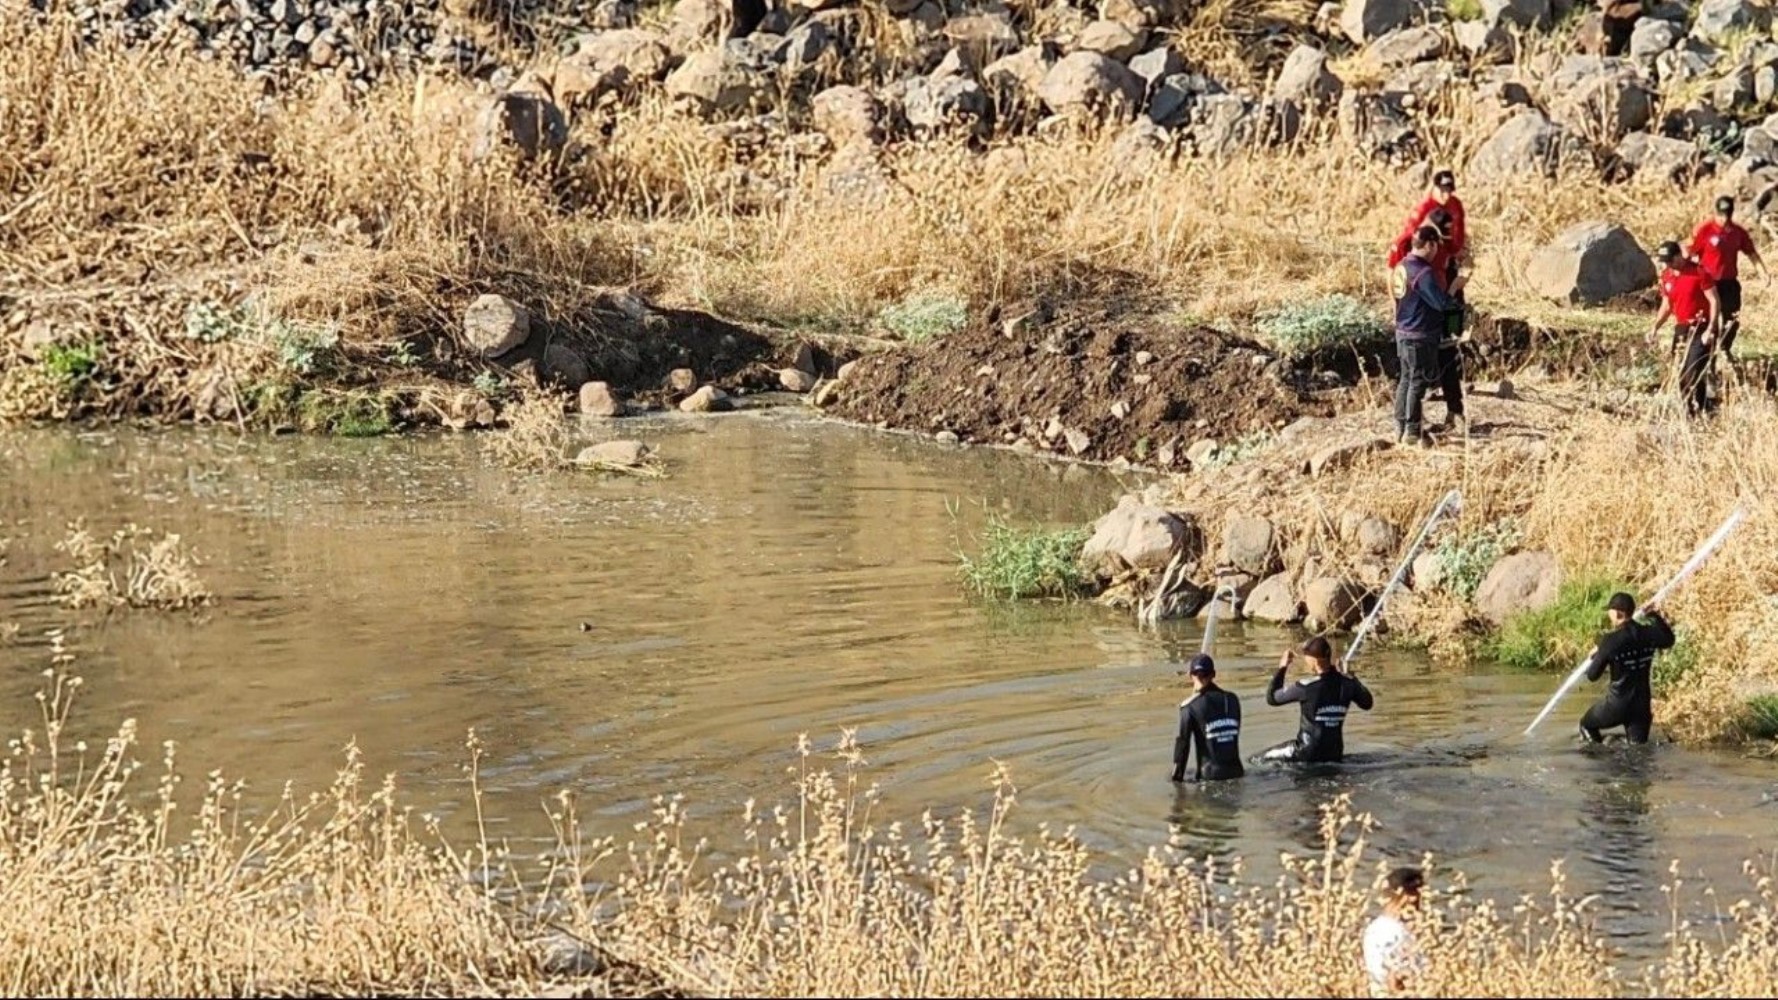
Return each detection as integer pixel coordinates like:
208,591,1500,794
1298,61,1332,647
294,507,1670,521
484,392,575,471
8,656,1778,997
52,521,214,611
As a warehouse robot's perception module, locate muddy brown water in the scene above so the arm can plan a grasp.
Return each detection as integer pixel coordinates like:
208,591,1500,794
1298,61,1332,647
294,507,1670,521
1,411,1774,957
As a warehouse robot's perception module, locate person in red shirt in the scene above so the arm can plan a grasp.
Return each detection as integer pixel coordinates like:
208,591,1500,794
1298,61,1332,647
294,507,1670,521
1687,194,1768,361
1648,241,1723,418
1385,169,1466,280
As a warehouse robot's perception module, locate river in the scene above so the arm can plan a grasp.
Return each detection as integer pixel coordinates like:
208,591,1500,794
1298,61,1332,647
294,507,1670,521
1,411,1773,954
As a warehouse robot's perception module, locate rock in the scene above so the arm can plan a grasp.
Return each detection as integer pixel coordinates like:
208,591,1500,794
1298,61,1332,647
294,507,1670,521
1308,437,1392,478
578,381,624,417
1410,551,1447,592
572,28,672,82
1629,17,1679,58
1273,44,1343,107
470,92,568,163
1338,89,1419,159
1341,0,1429,43
575,439,652,468
1693,0,1770,44
1245,572,1303,623
1613,132,1700,184
945,10,1022,65
1077,19,1147,62
1468,110,1581,181
1481,0,1550,30
1474,551,1563,624
983,46,1056,106
668,0,726,45
679,385,733,413
934,429,960,444
666,368,699,395
1187,93,1258,158
1371,25,1444,67
665,49,766,113
780,368,818,392
1548,56,1654,141
1526,221,1657,305
1064,426,1093,454
1102,0,1166,27
779,20,837,70
1355,516,1401,557
1453,21,1515,63
462,295,531,358
812,85,881,146
1384,60,1459,104
539,931,609,976
1129,46,1185,85
540,343,591,391
812,380,843,407
903,74,990,134
1222,515,1281,576
1038,51,1146,117
1080,496,1198,576
1303,577,1369,631
1186,438,1219,466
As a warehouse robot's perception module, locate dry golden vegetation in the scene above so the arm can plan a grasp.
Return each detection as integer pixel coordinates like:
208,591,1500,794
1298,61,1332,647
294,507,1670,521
5,662,1778,998
51,521,214,611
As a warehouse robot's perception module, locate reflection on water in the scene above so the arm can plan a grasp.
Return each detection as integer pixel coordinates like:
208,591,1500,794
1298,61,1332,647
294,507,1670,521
1,413,1775,958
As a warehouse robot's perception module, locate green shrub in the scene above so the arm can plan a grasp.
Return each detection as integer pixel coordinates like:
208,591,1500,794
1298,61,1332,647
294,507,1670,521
879,292,968,344
298,391,394,438
472,371,508,398
1489,574,1629,672
40,343,99,383
1434,518,1521,602
1254,294,1390,359
959,515,1091,600
182,301,340,375
1741,694,1778,741
1652,626,1702,697
1202,431,1275,470
1447,0,1483,20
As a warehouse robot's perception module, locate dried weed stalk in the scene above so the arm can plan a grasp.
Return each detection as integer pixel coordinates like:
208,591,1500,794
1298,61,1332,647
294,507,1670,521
52,521,214,611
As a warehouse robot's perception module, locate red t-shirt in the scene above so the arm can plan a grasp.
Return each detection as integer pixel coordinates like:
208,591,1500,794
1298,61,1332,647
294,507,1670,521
1661,263,1715,325
1689,220,1754,280
1385,194,1468,269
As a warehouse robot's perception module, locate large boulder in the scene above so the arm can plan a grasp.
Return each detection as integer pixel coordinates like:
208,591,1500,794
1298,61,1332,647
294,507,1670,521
575,439,653,468
1186,94,1260,158
903,74,991,134
1475,551,1563,624
1077,19,1148,61
540,343,591,391
1693,0,1771,44
1341,0,1428,43
1454,20,1515,64
1629,17,1680,58
1129,46,1186,86
1613,132,1700,184
571,28,673,82
1410,551,1447,593
1081,496,1199,576
1354,516,1402,558
665,49,767,114
1273,44,1343,107
1339,89,1420,160
812,85,882,146
1526,221,1657,305
1303,577,1369,631
983,46,1057,107
470,92,568,163
1371,25,1445,67
1548,56,1654,141
463,295,530,357
1245,572,1303,623
1482,0,1551,30
668,0,726,46
578,381,624,417
1467,110,1580,181
1222,515,1281,577
945,10,1022,65
1038,50,1147,117
679,385,733,413
1147,72,1225,127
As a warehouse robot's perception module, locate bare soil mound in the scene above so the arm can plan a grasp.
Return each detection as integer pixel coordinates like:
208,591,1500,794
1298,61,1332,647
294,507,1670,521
829,305,1341,468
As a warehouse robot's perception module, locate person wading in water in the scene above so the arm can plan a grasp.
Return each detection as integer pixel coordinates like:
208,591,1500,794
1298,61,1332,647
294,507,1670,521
1579,592,1676,745
1261,635,1375,764
1172,653,1244,782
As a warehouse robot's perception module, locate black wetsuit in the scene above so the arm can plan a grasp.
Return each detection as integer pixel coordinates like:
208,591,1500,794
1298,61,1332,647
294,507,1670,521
1263,667,1375,763
1173,685,1244,782
1579,612,1676,745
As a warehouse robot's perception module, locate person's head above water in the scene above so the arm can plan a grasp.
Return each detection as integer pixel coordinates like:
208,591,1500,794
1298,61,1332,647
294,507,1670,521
1182,653,1216,688
1300,634,1335,671
1606,591,1637,626
1384,866,1425,914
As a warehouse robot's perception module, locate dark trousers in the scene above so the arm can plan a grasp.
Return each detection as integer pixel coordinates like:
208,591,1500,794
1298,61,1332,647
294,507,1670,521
1437,344,1464,419
1394,337,1440,436
1676,324,1717,418
728,0,767,37
1580,695,1652,744
1718,277,1743,358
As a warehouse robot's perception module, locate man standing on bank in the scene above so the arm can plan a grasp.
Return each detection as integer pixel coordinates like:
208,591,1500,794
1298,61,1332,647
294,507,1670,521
1172,653,1244,782
1648,240,1722,418
1688,194,1769,363
1393,226,1467,446
1261,635,1375,764
1579,592,1676,745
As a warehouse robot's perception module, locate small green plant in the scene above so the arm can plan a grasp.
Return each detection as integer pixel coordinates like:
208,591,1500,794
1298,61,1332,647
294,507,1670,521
298,391,393,437
1203,431,1275,470
1489,574,1629,672
1741,693,1778,741
40,343,99,383
472,371,508,398
385,341,421,368
273,321,341,376
1652,626,1701,698
181,301,340,375
1255,294,1390,358
878,292,968,345
1446,0,1483,20
1433,518,1521,602
958,514,1091,601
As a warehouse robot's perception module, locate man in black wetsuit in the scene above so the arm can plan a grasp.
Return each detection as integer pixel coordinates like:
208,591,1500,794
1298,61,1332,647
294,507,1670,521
1579,592,1676,745
1172,653,1244,782
1261,635,1375,764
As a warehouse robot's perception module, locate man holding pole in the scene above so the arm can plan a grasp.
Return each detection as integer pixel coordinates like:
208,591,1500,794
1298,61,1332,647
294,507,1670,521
1579,592,1676,745
1262,635,1375,764
1172,654,1244,782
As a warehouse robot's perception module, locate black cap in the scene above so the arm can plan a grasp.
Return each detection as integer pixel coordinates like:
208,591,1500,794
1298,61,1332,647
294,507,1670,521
1433,169,1456,191
1300,635,1334,661
1607,592,1636,615
1716,195,1735,216
1182,653,1216,677
1654,241,1681,264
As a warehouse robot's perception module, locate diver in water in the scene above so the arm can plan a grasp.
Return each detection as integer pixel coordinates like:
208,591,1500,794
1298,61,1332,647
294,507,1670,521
1579,592,1676,745
1261,635,1375,764
1172,653,1244,782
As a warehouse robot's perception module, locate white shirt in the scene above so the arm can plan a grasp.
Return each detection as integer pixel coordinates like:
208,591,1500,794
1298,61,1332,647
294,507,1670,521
1363,913,1423,996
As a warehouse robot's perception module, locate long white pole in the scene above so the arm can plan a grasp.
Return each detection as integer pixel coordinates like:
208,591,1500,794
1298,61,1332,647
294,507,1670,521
1523,505,1749,736
1340,489,1464,672
1200,582,1240,656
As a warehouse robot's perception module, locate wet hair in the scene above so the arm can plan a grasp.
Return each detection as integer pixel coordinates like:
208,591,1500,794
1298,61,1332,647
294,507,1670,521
1386,867,1425,896
1411,225,1443,250
1300,634,1335,664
